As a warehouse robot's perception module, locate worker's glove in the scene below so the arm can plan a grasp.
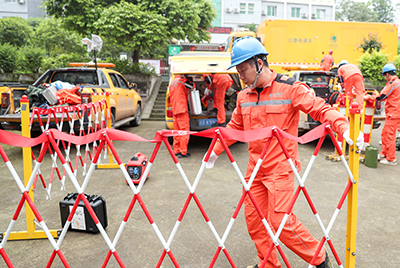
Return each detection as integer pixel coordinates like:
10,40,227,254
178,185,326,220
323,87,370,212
343,129,364,151
204,88,212,96
205,151,218,169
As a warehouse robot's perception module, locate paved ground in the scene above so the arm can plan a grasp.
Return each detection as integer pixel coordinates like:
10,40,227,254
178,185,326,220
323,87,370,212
0,120,399,268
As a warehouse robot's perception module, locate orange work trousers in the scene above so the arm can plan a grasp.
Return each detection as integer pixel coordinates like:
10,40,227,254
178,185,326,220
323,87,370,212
244,172,325,267
380,117,400,162
213,88,227,124
173,113,190,155
344,74,365,108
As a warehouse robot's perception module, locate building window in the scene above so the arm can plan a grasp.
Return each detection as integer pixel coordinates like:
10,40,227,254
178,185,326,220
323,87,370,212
240,3,246,14
267,6,277,17
317,9,325,20
248,3,254,15
291,7,300,18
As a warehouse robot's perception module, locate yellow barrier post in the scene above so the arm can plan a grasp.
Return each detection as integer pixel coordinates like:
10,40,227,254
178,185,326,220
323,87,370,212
5,95,58,240
345,101,361,268
96,92,119,169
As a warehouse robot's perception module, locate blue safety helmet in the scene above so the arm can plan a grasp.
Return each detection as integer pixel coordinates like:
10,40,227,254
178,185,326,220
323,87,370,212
338,60,349,68
381,63,396,76
228,37,269,70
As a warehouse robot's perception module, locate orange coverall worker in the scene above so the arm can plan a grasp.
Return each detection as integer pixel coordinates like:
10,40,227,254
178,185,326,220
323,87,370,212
169,75,190,156
207,74,234,124
320,54,334,71
365,76,400,162
213,71,349,267
337,64,365,107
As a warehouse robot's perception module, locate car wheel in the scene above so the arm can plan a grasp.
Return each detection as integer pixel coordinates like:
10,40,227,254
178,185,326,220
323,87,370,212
130,103,141,126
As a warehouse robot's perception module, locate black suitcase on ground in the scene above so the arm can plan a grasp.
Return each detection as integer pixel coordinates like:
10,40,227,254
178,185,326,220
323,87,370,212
59,193,107,233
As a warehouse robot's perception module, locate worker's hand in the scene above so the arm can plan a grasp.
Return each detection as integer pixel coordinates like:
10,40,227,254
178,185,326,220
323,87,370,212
204,88,212,96
205,151,218,169
343,129,364,151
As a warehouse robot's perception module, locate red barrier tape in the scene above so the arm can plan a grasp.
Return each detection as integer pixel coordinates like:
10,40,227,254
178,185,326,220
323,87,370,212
0,122,330,148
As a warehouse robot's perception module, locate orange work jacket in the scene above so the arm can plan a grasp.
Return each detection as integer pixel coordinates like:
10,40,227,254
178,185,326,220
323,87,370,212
169,75,189,115
370,76,400,119
320,55,334,71
214,71,349,175
337,64,363,81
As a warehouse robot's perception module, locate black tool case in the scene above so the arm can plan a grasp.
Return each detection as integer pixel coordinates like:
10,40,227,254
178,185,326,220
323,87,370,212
59,193,107,233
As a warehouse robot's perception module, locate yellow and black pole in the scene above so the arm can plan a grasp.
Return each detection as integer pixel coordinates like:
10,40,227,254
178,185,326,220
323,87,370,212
345,101,361,268
5,95,58,240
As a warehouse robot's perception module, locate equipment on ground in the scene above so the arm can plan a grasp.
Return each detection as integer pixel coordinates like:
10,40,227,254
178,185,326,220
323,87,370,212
59,193,107,233
126,152,149,185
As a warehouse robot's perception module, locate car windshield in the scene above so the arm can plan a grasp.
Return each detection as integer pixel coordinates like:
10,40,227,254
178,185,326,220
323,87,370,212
51,70,99,85
299,74,331,83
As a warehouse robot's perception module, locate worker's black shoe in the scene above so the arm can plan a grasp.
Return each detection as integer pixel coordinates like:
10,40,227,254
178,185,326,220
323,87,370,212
178,152,191,158
243,265,258,268
211,122,226,127
316,251,333,268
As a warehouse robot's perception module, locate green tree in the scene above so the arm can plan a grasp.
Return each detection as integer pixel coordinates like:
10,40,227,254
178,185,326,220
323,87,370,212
42,0,217,61
369,0,396,23
31,18,86,57
336,0,379,22
358,33,383,53
94,2,168,62
244,24,258,33
0,17,34,47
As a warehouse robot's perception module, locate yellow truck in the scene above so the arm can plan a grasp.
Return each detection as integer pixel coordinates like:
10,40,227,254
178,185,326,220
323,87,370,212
165,51,243,131
0,63,143,132
256,19,399,73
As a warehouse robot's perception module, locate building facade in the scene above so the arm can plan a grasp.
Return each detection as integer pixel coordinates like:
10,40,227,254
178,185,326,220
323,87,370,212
212,0,335,29
0,0,45,19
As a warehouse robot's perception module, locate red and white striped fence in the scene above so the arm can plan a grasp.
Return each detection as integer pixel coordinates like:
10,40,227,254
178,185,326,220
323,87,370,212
0,116,361,267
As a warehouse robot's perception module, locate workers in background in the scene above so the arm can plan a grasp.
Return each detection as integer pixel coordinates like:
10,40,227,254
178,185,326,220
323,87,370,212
206,37,364,268
364,63,400,165
337,60,365,108
169,74,192,158
320,50,334,71
203,74,234,127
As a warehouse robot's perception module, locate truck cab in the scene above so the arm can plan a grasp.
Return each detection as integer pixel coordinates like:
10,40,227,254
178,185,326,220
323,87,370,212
165,52,243,131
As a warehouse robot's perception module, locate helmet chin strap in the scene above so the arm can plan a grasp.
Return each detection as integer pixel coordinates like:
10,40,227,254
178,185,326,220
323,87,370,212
246,57,263,89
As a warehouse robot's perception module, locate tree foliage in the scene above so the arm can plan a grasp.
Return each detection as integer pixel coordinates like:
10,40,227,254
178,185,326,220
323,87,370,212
0,43,19,73
94,1,168,62
358,50,388,84
358,33,383,53
336,0,396,22
370,0,396,23
42,0,217,61
336,0,379,22
0,17,34,47
31,18,86,57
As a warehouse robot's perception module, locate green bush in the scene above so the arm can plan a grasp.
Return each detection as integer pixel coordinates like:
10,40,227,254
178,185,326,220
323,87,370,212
393,54,400,71
0,43,19,73
41,53,90,70
358,49,388,84
104,58,156,75
20,46,45,73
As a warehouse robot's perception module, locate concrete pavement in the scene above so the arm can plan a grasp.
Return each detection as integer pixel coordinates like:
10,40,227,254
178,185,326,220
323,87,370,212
0,120,399,267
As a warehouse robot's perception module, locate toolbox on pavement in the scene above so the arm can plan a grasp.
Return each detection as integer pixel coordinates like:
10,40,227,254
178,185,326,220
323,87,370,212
59,193,107,233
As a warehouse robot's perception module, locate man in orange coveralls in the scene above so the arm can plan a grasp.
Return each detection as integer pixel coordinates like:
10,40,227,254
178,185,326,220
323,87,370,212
169,74,192,158
320,50,334,71
364,63,400,165
206,37,364,268
203,74,234,127
337,60,365,108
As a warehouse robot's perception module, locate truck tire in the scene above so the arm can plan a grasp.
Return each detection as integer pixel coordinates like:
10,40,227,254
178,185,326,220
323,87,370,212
130,103,141,127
